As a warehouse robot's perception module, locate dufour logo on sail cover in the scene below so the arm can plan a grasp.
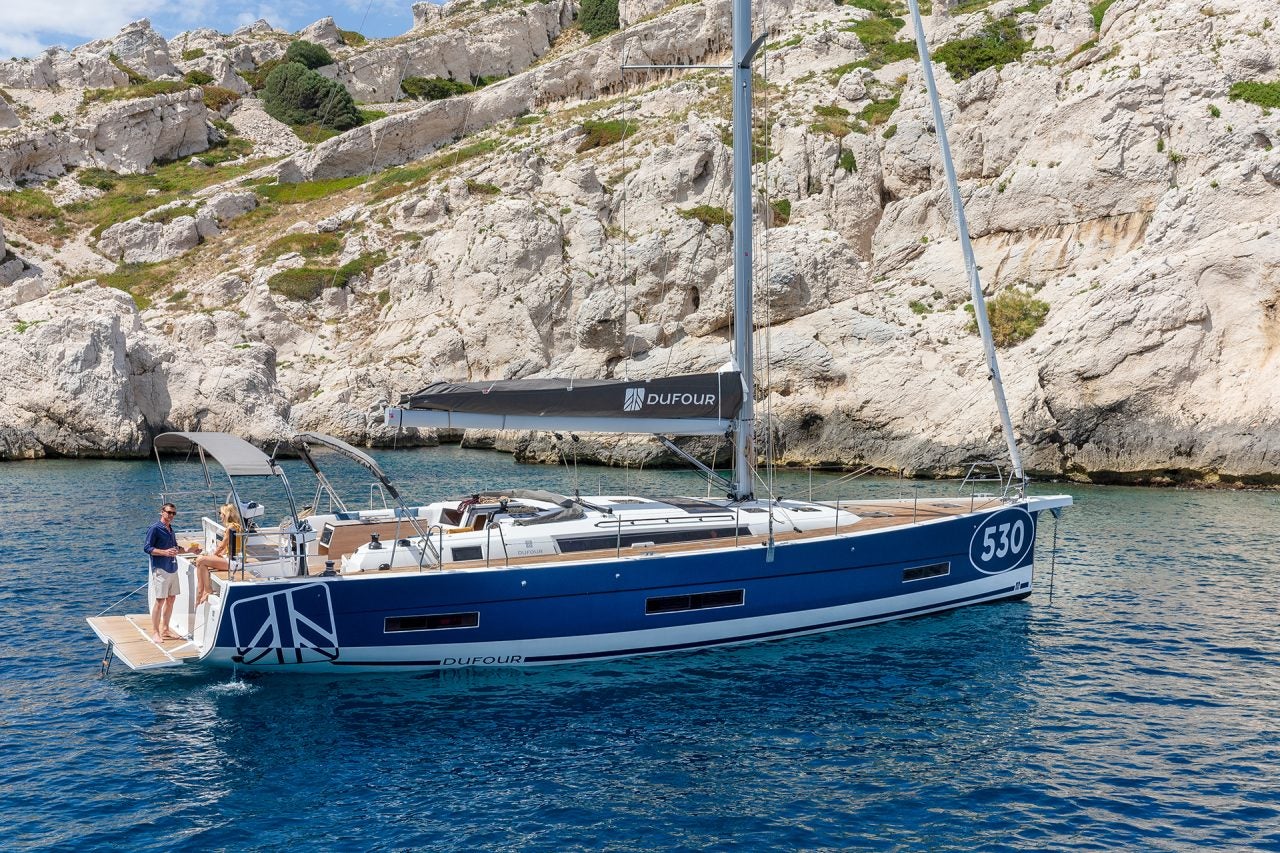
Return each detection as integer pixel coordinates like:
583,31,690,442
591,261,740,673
623,386,717,412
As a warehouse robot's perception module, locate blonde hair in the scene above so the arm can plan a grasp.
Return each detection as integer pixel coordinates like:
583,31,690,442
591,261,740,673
219,503,242,529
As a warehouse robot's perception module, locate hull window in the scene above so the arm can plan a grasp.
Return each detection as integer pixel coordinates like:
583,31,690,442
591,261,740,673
451,546,484,561
902,562,950,583
386,612,480,632
646,588,745,615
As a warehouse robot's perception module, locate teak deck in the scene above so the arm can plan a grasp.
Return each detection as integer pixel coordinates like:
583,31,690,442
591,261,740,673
86,614,203,669
219,496,1004,579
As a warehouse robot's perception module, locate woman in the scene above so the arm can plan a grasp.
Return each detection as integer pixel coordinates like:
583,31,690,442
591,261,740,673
195,504,242,604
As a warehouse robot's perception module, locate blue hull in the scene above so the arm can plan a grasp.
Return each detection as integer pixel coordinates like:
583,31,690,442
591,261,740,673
203,504,1047,672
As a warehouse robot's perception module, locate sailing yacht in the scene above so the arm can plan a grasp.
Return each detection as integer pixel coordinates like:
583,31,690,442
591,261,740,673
88,0,1070,673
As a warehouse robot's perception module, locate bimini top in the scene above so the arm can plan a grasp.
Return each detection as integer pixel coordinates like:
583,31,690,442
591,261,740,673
153,432,276,477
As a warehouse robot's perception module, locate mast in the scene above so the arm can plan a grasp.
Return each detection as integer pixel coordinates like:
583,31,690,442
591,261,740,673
730,0,760,501
904,0,1026,488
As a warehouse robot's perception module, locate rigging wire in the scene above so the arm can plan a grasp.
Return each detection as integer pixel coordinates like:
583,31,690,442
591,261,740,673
758,0,776,505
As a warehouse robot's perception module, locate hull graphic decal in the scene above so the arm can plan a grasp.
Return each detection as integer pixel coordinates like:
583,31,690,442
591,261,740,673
229,583,340,665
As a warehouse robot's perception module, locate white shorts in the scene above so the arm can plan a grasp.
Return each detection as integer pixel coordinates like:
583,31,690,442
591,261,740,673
151,568,180,599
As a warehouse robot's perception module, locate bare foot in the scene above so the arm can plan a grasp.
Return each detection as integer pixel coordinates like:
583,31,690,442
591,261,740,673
163,631,183,641
151,633,164,643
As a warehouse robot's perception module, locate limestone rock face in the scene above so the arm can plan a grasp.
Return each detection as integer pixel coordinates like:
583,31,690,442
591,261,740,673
87,89,211,173
329,0,574,104
3,0,1279,486
80,19,180,80
0,89,210,187
297,17,345,48
0,47,125,89
0,97,20,129
0,283,290,459
97,191,258,263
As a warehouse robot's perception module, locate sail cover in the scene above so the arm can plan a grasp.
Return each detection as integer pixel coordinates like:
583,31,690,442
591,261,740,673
388,372,744,436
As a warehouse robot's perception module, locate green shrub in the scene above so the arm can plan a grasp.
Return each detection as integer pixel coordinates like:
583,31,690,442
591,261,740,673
84,80,191,105
266,267,335,301
266,251,387,300
812,103,856,136
262,232,342,262
239,58,281,91
183,69,215,85
678,205,733,228
769,198,791,225
842,3,916,69
577,119,631,152
194,136,253,166
181,48,206,61
933,17,1031,80
0,186,63,223
1229,80,1280,108
578,0,620,37
851,16,905,47
966,289,1049,347
254,175,367,204
400,75,474,100
838,150,858,172
145,204,198,224
843,0,898,15
465,179,501,195
369,139,501,196
76,168,118,191
359,108,388,123
93,261,177,310
109,53,147,84
284,40,335,70
202,85,241,112
336,250,387,284
262,61,362,132
858,95,900,127
339,30,367,46
1089,0,1117,30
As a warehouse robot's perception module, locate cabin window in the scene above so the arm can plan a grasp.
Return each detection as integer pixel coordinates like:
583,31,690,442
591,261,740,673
385,612,479,632
646,589,744,615
902,562,950,582
451,546,483,561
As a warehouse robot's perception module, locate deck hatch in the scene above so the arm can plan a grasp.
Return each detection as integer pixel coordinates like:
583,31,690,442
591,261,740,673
385,612,479,632
902,562,950,582
646,588,745,615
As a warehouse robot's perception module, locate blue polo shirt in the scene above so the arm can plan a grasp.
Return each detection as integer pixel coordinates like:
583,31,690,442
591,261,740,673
144,521,179,573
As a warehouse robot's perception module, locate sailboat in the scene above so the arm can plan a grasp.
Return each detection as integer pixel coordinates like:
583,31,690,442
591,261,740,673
88,0,1070,673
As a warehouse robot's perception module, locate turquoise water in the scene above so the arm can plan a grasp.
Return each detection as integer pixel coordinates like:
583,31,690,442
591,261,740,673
1,448,1278,850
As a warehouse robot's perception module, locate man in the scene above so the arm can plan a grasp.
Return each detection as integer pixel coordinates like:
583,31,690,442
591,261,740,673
143,503,193,644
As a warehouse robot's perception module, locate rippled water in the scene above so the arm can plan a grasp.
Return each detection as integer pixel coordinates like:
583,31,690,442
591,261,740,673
1,449,1278,850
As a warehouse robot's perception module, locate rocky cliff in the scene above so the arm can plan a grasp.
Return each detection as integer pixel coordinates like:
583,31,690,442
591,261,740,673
1,0,1277,485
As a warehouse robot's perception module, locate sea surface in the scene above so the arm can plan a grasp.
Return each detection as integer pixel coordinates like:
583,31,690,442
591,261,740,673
1,447,1278,851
